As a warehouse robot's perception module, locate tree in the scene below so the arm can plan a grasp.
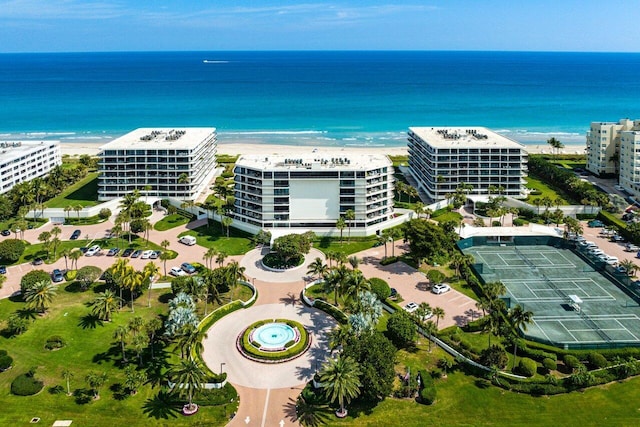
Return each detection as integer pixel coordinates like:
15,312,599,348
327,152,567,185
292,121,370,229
20,269,51,294
170,359,205,413
124,364,147,395
336,217,346,243
509,305,534,370
24,280,57,313
272,232,314,266
62,368,73,396
307,257,328,282
76,266,102,291
221,216,233,237
423,320,438,352
121,267,145,312
347,256,360,270
426,269,445,286
343,269,370,302
69,249,83,271
432,306,446,328
402,219,453,265
177,173,190,201
0,239,26,262
345,209,355,242
438,357,454,377
323,268,344,306
319,355,362,418
386,310,416,348
146,317,163,360
132,333,150,366
114,325,129,362
85,372,107,399
143,261,160,307
215,251,228,268
89,290,121,322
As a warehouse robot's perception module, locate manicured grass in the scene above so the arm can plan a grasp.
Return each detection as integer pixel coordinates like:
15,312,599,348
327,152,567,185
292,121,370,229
45,172,100,208
388,155,409,168
177,224,254,256
525,175,575,205
431,211,463,223
0,288,236,426
64,215,109,226
314,236,378,256
153,214,192,231
12,239,90,266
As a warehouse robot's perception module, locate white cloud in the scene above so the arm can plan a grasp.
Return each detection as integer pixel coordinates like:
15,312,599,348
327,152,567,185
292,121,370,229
0,0,128,20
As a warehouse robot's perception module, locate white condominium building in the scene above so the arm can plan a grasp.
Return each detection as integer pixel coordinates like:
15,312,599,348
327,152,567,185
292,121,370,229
0,141,61,195
408,127,527,201
617,128,640,198
586,119,640,176
233,153,395,235
98,128,217,201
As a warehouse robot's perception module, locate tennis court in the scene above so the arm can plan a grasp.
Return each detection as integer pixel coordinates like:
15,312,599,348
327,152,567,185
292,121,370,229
463,244,640,349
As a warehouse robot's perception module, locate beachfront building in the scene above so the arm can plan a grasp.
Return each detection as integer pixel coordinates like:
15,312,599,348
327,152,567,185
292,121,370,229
232,153,395,236
617,128,640,198
0,141,62,195
407,127,528,201
586,119,640,177
98,128,217,201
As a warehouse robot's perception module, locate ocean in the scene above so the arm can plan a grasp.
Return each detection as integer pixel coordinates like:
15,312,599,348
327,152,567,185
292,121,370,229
1,50,639,148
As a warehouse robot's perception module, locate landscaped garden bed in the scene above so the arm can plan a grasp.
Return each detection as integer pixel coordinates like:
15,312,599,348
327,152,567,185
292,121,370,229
238,319,310,362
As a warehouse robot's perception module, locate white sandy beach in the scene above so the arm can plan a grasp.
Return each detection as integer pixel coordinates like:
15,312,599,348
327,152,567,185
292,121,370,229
59,141,586,157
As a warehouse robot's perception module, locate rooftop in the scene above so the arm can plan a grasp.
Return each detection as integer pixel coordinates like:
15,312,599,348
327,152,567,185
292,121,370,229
236,152,391,170
409,126,525,150
99,128,216,151
0,141,60,162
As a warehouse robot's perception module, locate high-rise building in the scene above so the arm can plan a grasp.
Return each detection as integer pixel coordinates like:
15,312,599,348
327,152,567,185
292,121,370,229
586,119,640,177
0,141,61,195
233,153,395,235
98,128,217,201
408,127,528,201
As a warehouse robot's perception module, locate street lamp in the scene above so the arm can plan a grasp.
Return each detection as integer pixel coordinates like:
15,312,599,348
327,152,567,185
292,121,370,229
220,362,226,374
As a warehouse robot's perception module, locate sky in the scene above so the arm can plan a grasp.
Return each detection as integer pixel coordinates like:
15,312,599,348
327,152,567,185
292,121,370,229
0,0,639,53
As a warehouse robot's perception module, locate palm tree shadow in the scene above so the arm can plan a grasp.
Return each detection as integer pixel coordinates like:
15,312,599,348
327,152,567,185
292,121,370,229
142,390,182,420
92,342,120,364
280,292,298,306
78,313,103,329
288,395,333,426
145,351,172,388
16,307,38,320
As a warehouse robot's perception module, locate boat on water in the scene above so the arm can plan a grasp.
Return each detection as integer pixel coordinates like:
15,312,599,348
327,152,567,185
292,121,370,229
202,60,228,64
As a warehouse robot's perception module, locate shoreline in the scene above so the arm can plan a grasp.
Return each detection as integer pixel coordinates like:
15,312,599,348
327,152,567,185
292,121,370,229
58,141,587,157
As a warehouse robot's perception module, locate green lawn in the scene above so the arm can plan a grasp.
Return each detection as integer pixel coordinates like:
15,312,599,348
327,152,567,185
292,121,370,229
45,172,100,208
0,288,236,426
177,224,254,256
525,174,576,205
431,211,463,223
314,236,378,256
153,214,192,231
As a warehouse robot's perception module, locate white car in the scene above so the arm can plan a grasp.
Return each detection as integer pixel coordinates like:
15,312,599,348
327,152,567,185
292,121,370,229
432,283,451,294
404,302,419,313
141,250,154,259
625,244,640,252
170,267,187,277
85,245,101,257
614,185,624,191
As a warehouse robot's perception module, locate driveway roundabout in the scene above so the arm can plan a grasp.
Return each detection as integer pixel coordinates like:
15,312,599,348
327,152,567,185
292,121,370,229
201,302,336,389
240,247,327,283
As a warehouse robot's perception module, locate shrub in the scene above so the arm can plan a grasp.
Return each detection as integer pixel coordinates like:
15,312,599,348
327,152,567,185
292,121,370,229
492,221,502,227
75,266,102,291
563,354,581,371
588,352,608,369
480,346,508,369
0,239,26,262
542,358,557,372
513,218,527,226
0,354,13,370
44,336,66,350
7,314,29,336
386,310,417,348
380,256,399,266
65,270,77,281
11,372,44,396
313,300,348,324
419,385,437,405
20,270,51,294
517,358,538,377
369,277,391,301
98,208,112,219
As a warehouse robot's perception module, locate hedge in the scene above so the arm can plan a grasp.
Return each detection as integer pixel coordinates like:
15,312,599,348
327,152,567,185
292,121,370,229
20,270,51,294
313,300,348,324
240,320,310,361
588,352,608,369
542,358,557,372
11,373,44,396
194,382,236,406
517,358,537,377
380,256,399,266
45,336,66,350
418,369,436,405
563,355,581,370
0,239,26,262
369,277,391,301
0,354,13,370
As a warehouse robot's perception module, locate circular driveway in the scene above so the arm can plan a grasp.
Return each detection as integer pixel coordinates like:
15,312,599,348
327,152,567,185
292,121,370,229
201,302,336,389
240,247,326,283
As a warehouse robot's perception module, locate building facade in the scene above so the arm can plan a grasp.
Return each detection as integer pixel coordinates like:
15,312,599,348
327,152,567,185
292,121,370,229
586,119,640,176
408,127,528,201
98,128,217,201
617,129,640,198
232,153,395,235
0,141,61,195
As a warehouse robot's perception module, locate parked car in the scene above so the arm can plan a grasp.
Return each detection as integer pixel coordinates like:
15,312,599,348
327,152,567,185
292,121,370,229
614,184,624,191
179,235,197,246
70,229,81,240
1,229,10,236
131,250,142,258
150,251,160,259
588,220,605,228
624,244,639,252
432,283,451,294
122,248,134,257
181,262,196,274
79,247,88,254
141,250,154,259
603,256,619,265
403,302,419,313
389,288,398,299
51,269,64,283
85,245,101,257
0,265,6,274
106,248,120,256
611,235,626,243
170,267,187,277
614,265,627,274
32,257,44,265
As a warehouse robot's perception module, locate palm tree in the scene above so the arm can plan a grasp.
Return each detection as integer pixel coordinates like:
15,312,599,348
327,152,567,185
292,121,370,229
509,305,534,370
178,324,207,359
62,368,73,396
177,173,190,201
376,233,388,259
124,364,147,395
203,247,217,270
24,280,57,314
89,290,121,322
128,316,145,337
74,204,83,219
336,217,346,243
221,216,233,237
143,262,160,307
64,205,73,220
159,251,172,277
343,269,370,302
171,359,206,413
423,320,438,352
114,325,129,362
347,256,360,270
215,251,228,268
319,355,362,418
328,324,352,353
131,333,149,366
619,259,637,279
414,201,425,219
307,257,328,282
85,372,107,399
61,248,70,271
122,267,144,312
161,239,170,252
323,269,343,306
146,317,163,360
432,306,446,329
345,210,355,242
69,249,82,270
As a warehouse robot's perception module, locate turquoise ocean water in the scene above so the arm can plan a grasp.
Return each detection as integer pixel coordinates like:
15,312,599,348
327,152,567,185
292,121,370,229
1,51,639,148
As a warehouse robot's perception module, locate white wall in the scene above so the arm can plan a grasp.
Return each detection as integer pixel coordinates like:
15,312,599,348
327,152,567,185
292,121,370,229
289,179,339,220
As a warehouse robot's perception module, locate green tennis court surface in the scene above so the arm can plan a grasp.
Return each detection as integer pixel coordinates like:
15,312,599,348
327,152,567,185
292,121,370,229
463,244,640,349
